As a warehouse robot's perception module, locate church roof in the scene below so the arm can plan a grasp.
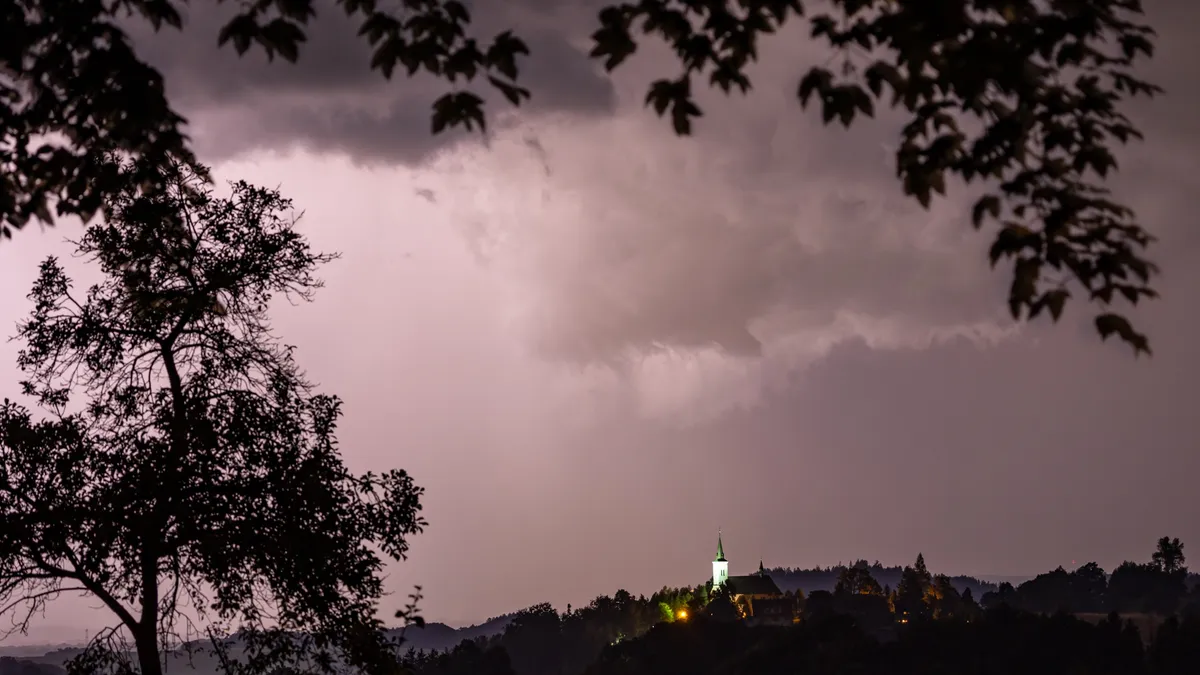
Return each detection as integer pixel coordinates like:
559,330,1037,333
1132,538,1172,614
725,574,782,596
715,532,727,562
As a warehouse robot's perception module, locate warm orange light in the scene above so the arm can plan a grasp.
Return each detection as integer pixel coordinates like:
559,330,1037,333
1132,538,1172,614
677,609,688,620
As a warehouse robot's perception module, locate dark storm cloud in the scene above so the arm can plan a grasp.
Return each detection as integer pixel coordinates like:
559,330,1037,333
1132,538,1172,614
1133,0,1200,143
413,0,1198,423
428,79,1012,375
127,0,615,164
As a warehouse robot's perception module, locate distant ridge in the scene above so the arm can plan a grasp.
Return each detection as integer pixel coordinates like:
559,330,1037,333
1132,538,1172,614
0,613,517,675
389,613,515,654
977,575,1037,585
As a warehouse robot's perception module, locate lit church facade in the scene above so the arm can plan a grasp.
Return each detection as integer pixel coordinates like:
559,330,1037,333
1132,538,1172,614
709,531,793,623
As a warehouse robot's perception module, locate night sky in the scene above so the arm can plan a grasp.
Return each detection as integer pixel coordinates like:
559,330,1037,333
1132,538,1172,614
0,0,1197,643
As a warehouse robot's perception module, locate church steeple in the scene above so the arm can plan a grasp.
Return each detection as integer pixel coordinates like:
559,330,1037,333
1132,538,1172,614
712,530,729,589
758,559,766,576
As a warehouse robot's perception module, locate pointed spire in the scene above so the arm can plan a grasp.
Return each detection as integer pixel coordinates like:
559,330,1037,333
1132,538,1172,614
758,559,765,575
715,530,726,562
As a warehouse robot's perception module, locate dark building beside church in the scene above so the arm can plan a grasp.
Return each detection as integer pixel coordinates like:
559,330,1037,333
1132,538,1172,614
710,533,796,624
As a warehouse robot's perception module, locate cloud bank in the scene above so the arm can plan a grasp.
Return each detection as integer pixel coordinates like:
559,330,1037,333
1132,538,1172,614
118,0,1200,423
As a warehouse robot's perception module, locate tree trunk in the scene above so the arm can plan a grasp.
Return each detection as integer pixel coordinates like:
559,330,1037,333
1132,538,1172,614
134,626,163,675
136,538,162,675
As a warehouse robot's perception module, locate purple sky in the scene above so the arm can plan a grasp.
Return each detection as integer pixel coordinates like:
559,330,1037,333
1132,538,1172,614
1,0,1198,644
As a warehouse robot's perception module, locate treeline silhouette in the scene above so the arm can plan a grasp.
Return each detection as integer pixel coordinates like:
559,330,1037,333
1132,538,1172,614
766,562,998,600
403,607,1200,675
586,610,1200,675
0,658,61,675
982,538,1199,616
402,538,1200,675
402,588,703,675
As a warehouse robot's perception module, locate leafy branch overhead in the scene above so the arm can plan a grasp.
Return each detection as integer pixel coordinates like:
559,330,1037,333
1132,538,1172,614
1,0,531,237
0,0,1164,355
589,0,1162,356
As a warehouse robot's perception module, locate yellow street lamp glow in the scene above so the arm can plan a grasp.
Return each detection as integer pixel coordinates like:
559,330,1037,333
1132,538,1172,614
676,609,688,620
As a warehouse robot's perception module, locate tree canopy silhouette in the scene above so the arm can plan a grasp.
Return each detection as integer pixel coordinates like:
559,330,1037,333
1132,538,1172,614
1153,537,1186,574
1,0,1163,354
834,564,884,597
0,161,425,675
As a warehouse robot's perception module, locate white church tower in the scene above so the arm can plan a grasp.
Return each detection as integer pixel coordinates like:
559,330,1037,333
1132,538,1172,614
712,530,729,589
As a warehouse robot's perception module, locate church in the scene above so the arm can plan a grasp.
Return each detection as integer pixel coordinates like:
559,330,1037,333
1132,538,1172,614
710,531,793,623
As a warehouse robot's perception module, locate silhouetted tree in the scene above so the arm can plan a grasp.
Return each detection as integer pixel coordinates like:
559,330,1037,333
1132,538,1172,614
648,586,695,624
1153,537,1187,575
706,586,740,622
988,562,1111,615
0,162,425,675
929,574,970,619
2,1,1164,353
1011,567,1077,614
1109,562,1188,615
834,565,884,597
981,581,1017,610
1147,615,1200,675
894,554,934,620
500,603,563,675
1102,537,1191,615
959,587,983,621
829,563,890,628
1072,562,1110,613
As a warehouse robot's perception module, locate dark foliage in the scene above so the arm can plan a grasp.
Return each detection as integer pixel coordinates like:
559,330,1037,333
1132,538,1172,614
586,609,1200,675
0,161,425,675
834,564,884,596
405,541,1192,675
0,1,1164,354
982,537,1189,616
0,658,63,675
403,586,701,675
769,560,998,599
403,640,515,675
